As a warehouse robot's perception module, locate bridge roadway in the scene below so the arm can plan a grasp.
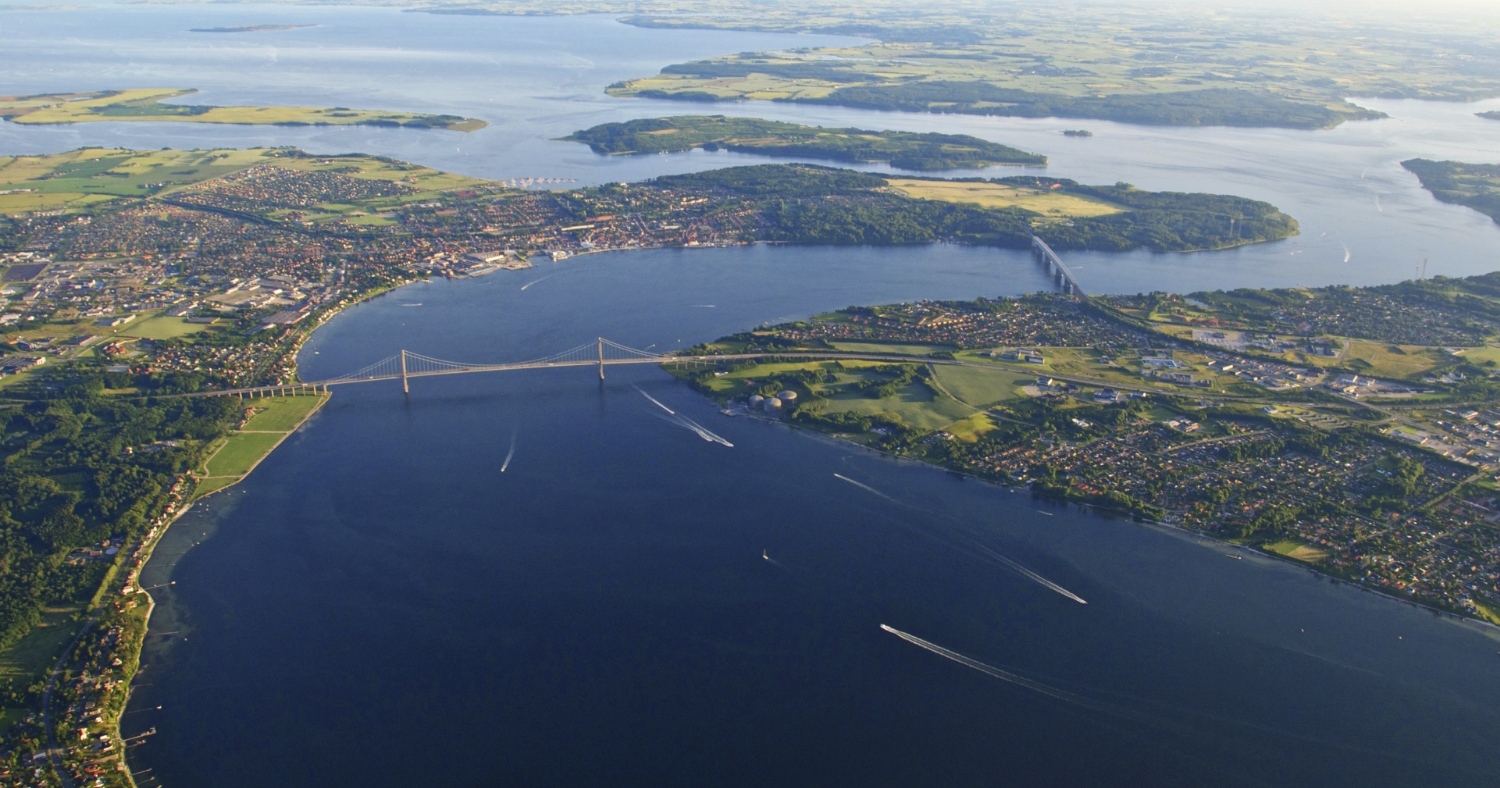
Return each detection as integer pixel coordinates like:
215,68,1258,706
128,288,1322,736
1031,235,1085,297
186,349,1241,403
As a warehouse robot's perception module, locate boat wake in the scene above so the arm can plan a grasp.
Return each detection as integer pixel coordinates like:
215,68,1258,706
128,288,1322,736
833,473,898,502
639,387,732,447
882,625,1110,710
835,475,1085,604
634,385,675,415
500,430,516,473
520,274,557,291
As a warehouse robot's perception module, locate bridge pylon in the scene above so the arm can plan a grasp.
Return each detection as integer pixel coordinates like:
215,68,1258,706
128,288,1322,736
400,350,409,395
597,337,605,380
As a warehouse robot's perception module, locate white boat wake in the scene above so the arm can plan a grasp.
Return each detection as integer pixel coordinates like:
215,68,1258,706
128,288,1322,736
833,473,898,502
520,274,557,291
500,430,516,473
834,474,1085,603
881,625,1107,710
634,385,675,415
639,387,732,446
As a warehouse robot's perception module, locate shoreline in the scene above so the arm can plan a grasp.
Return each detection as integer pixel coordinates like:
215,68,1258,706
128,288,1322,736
112,393,329,784
703,385,1500,632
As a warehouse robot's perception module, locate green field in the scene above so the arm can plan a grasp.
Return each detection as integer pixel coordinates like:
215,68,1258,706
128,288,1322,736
1338,341,1449,379
1263,539,1330,563
241,394,327,432
608,4,1498,129
191,476,241,500
930,364,1031,408
821,376,976,430
888,178,1123,219
120,315,210,340
0,147,486,215
204,432,285,477
0,88,485,132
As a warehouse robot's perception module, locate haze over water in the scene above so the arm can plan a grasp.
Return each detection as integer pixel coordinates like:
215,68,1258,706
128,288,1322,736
4,4,1500,785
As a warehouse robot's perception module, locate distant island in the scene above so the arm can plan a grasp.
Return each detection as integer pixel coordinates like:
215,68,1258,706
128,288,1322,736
0,88,486,132
1478,111,1500,121
1063,129,1093,137
1402,158,1500,225
564,116,1046,171
189,24,317,33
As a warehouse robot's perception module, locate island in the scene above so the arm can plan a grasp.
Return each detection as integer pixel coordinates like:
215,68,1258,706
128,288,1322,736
671,274,1500,627
1063,130,1093,137
0,89,486,132
563,115,1047,170
0,145,1302,777
1478,111,1500,121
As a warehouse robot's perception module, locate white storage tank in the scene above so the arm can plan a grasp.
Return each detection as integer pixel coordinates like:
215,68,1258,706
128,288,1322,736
776,390,798,403
748,394,765,408
763,396,783,410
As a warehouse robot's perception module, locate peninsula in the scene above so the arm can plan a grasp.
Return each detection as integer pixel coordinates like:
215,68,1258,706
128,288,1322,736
563,116,1046,171
0,89,486,132
1403,158,1500,225
675,274,1500,625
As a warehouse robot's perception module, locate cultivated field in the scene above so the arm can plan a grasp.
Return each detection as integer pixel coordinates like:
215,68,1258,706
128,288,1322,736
887,179,1124,218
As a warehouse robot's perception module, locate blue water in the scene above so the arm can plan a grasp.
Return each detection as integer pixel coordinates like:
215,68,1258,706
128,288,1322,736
2,5,1499,785
126,245,1500,786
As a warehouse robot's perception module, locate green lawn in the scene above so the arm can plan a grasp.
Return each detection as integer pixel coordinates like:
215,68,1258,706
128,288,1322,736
120,315,210,340
191,475,241,500
1263,539,1330,563
931,365,1031,408
204,432,284,477
820,379,975,430
241,394,326,432
943,412,999,442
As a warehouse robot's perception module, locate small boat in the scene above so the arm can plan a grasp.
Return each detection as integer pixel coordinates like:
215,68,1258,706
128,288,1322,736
762,550,769,561
1226,554,1242,560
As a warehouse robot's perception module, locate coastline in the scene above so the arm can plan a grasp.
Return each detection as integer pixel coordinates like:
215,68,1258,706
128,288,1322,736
732,399,1500,633
110,393,329,785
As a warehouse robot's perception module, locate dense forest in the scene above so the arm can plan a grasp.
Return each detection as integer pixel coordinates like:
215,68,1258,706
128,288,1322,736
0,373,240,697
1403,158,1500,224
564,115,1046,170
650,164,1299,252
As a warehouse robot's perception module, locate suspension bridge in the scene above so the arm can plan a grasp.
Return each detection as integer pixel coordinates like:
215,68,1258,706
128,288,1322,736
178,338,1013,400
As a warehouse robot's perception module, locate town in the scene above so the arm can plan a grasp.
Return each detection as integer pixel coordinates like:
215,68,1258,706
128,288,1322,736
681,292,1500,623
